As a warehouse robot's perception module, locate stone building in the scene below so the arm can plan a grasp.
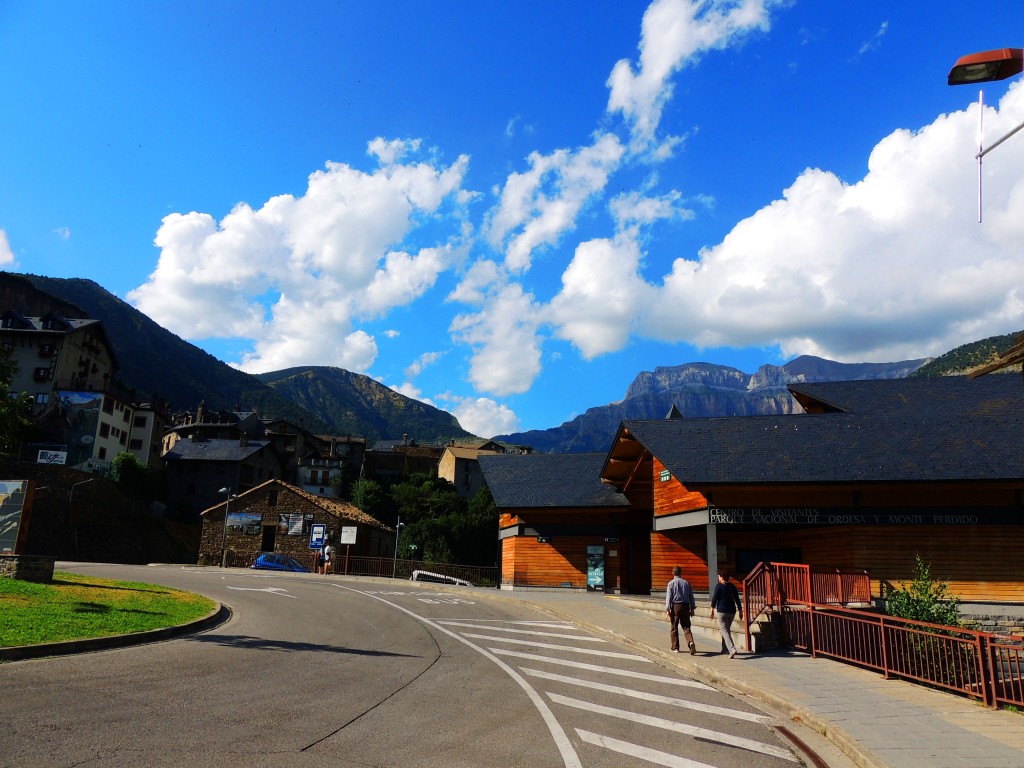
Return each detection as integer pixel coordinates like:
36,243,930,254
198,478,394,570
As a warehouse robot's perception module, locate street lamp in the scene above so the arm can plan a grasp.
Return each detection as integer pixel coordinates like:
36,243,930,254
218,487,237,568
947,47,1024,222
948,48,1023,85
392,515,405,578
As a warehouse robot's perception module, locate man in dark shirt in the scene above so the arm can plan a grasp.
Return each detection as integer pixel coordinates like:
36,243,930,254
664,565,697,654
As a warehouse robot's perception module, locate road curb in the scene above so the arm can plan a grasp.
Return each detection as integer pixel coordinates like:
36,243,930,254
0,602,231,662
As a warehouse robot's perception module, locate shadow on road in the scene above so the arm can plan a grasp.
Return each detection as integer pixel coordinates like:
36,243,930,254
187,633,415,656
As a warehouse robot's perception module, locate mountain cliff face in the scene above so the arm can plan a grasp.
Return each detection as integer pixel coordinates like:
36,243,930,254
496,355,930,453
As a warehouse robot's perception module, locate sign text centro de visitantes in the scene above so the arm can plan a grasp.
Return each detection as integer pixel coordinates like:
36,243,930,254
707,506,1000,526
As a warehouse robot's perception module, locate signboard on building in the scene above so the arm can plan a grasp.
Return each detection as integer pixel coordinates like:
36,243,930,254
36,450,67,465
0,481,31,555
339,526,357,545
309,523,327,550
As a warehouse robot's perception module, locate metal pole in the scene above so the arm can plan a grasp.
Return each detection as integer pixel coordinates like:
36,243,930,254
219,488,233,567
392,515,403,578
69,478,96,561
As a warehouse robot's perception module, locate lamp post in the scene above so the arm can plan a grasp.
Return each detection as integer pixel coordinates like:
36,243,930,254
392,515,405,578
69,477,96,561
218,487,237,568
947,47,1024,222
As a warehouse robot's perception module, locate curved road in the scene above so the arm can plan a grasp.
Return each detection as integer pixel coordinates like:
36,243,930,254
1,564,804,768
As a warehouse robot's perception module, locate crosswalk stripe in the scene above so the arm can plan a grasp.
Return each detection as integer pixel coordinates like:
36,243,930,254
496,649,703,679
435,619,573,628
437,621,605,641
575,729,717,768
459,633,645,660
523,668,769,723
550,693,798,762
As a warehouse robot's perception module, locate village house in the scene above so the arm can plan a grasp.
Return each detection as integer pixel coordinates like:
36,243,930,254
198,478,394,569
479,453,644,592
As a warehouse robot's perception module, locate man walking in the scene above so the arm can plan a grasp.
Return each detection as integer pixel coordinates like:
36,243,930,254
710,570,743,658
665,566,697,654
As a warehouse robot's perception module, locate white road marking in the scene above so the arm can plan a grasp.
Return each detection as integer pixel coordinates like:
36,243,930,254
335,586,582,768
433,619,574,628
523,668,770,723
460,633,644,660
495,650,705,683
225,586,296,598
438,621,605,641
551,694,798,762
575,730,717,768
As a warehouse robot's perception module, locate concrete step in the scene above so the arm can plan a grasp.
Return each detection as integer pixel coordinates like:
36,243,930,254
606,595,767,651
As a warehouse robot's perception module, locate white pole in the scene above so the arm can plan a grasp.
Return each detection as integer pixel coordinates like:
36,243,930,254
978,90,984,224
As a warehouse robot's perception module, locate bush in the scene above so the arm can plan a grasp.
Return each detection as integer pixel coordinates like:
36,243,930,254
884,554,962,628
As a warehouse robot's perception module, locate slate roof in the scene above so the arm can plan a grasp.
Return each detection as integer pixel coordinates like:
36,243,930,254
200,478,393,531
617,375,1024,486
163,437,270,462
478,453,630,509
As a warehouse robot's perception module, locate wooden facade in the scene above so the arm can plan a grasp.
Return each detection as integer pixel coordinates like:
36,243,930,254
603,377,1024,603
482,453,649,593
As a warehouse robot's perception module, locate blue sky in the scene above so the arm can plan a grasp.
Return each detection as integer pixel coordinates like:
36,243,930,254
3,1,1024,438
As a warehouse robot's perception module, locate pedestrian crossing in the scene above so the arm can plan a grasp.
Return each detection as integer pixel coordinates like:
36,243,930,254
436,618,798,768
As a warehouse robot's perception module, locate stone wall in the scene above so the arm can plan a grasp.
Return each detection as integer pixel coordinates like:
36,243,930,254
200,481,392,569
0,554,56,582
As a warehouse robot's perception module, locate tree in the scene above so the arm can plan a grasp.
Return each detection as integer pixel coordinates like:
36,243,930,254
883,554,963,627
110,451,162,503
351,477,388,520
0,351,33,463
386,474,497,566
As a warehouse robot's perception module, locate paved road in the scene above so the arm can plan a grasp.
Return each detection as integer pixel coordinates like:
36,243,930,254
1,564,805,767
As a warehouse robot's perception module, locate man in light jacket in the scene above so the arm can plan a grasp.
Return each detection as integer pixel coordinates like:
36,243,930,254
665,566,697,654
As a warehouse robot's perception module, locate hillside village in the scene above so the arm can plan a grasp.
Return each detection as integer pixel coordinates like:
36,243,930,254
4,273,1024,646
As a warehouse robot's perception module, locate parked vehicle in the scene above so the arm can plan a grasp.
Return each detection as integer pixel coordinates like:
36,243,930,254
250,553,309,572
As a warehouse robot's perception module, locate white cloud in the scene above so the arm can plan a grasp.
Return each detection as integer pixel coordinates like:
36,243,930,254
127,140,470,373
446,395,520,438
609,189,690,230
0,229,17,267
607,0,774,154
857,21,888,57
450,283,542,395
392,380,435,406
484,133,625,271
639,82,1024,362
404,350,443,379
52,226,70,241
547,234,656,358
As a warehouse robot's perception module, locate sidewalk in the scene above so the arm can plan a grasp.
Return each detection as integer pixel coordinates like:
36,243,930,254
491,587,1024,768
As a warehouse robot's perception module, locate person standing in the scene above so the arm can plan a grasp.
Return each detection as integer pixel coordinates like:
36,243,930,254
664,565,697,654
321,543,334,575
710,570,743,658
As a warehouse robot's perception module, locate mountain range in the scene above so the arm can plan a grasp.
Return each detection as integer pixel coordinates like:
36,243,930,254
9,272,1021,453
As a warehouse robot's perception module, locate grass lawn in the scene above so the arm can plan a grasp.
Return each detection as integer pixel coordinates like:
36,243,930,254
0,572,216,648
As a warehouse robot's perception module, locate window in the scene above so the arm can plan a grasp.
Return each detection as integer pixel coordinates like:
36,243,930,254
129,439,143,450
133,415,148,428
102,397,114,415
268,490,278,507
99,423,110,438
98,447,107,459
35,393,49,405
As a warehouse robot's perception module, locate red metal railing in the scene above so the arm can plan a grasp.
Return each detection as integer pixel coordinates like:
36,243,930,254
744,562,1024,709
743,562,871,650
